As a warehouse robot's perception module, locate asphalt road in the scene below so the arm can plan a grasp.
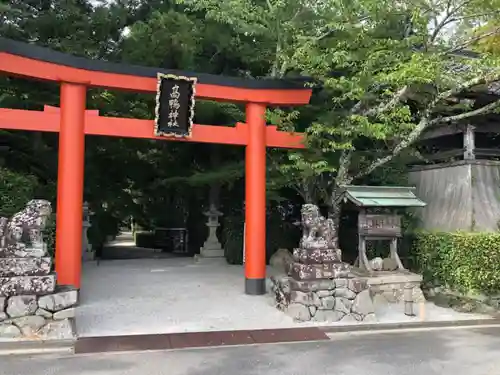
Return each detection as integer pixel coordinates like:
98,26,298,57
2,326,500,375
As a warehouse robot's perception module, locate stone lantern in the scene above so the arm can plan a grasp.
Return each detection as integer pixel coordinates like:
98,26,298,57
82,202,94,261
200,204,224,258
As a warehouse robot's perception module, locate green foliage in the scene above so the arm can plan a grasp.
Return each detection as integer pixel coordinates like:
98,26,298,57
122,10,199,69
265,207,301,259
414,231,500,294
87,209,121,250
186,0,500,209
43,214,57,259
0,167,38,217
5,0,500,256
222,210,245,265
222,206,301,265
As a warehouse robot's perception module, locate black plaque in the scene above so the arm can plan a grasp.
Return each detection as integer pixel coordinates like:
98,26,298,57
154,73,197,138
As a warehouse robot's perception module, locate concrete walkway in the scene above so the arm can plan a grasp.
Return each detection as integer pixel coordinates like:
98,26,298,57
100,232,178,260
75,258,304,337
3,326,500,375
75,234,491,337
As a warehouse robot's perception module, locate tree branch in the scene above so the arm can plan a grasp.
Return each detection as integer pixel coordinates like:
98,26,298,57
352,74,500,180
429,98,500,126
353,52,468,118
446,26,500,54
336,149,353,185
363,86,410,117
351,117,427,180
428,0,476,43
430,70,500,108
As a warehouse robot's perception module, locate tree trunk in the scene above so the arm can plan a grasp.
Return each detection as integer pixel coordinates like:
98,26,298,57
302,179,314,204
328,186,343,233
327,150,353,233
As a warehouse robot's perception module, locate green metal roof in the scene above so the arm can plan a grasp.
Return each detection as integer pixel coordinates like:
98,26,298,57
339,185,427,208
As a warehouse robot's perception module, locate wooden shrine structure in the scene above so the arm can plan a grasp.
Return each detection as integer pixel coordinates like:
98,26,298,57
408,74,500,232
0,37,312,295
339,185,426,272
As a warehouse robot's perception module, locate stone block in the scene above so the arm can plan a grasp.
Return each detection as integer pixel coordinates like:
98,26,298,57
350,313,363,321
371,283,425,304
36,308,53,319
292,248,342,264
269,249,293,274
0,297,5,312
270,276,290,294
333,288,357,300
289,279,336,292
285,303,311,321
0,257,52,277
11,315,45,336
290,262,351,280
0,323,22,338
366,272,423,286
369,257,383,271
311,292,322,307
0,274,56,297
313,310,344,322
340,314,357,323
363,313,377,322
347,279,368,293
334,297,351,314
6,295,38,318
382,257,398,271
289,291,312,305
335,278,347,288
308,305,317,316
38,288,78,312
412,287,425,303
351,290,375,316
37,318,74,340
316,290,333,298
381,289,400,303
0,312,6,321
0,243,46,258
320,296,335,310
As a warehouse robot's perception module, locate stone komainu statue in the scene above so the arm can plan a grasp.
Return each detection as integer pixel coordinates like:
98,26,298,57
2,200,52,248
300,204,338,250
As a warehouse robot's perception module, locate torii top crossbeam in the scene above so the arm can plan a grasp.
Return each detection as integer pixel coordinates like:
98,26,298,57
0,37,311,295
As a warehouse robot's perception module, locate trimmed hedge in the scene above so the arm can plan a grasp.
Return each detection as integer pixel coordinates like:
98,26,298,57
414,231,500,294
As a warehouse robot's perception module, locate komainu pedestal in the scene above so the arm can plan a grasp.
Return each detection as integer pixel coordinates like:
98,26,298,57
270,204,376,323
0,200,76,340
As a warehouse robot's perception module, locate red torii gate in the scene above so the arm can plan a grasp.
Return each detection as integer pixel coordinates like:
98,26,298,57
0,38,310,295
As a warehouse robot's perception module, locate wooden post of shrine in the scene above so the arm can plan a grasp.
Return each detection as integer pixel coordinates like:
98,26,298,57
463,124,475,160
244,103,267,295
55,82,86,289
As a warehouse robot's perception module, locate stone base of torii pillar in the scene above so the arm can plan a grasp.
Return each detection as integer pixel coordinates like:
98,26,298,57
199,204,224,258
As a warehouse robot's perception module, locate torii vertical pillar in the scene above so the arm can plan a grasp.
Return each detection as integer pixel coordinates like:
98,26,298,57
55,82,86,289
244,103,267,295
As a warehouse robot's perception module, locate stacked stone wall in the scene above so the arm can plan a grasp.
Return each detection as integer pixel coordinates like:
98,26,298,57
271,204,376,323
0,288,76,339
0,200,76,340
